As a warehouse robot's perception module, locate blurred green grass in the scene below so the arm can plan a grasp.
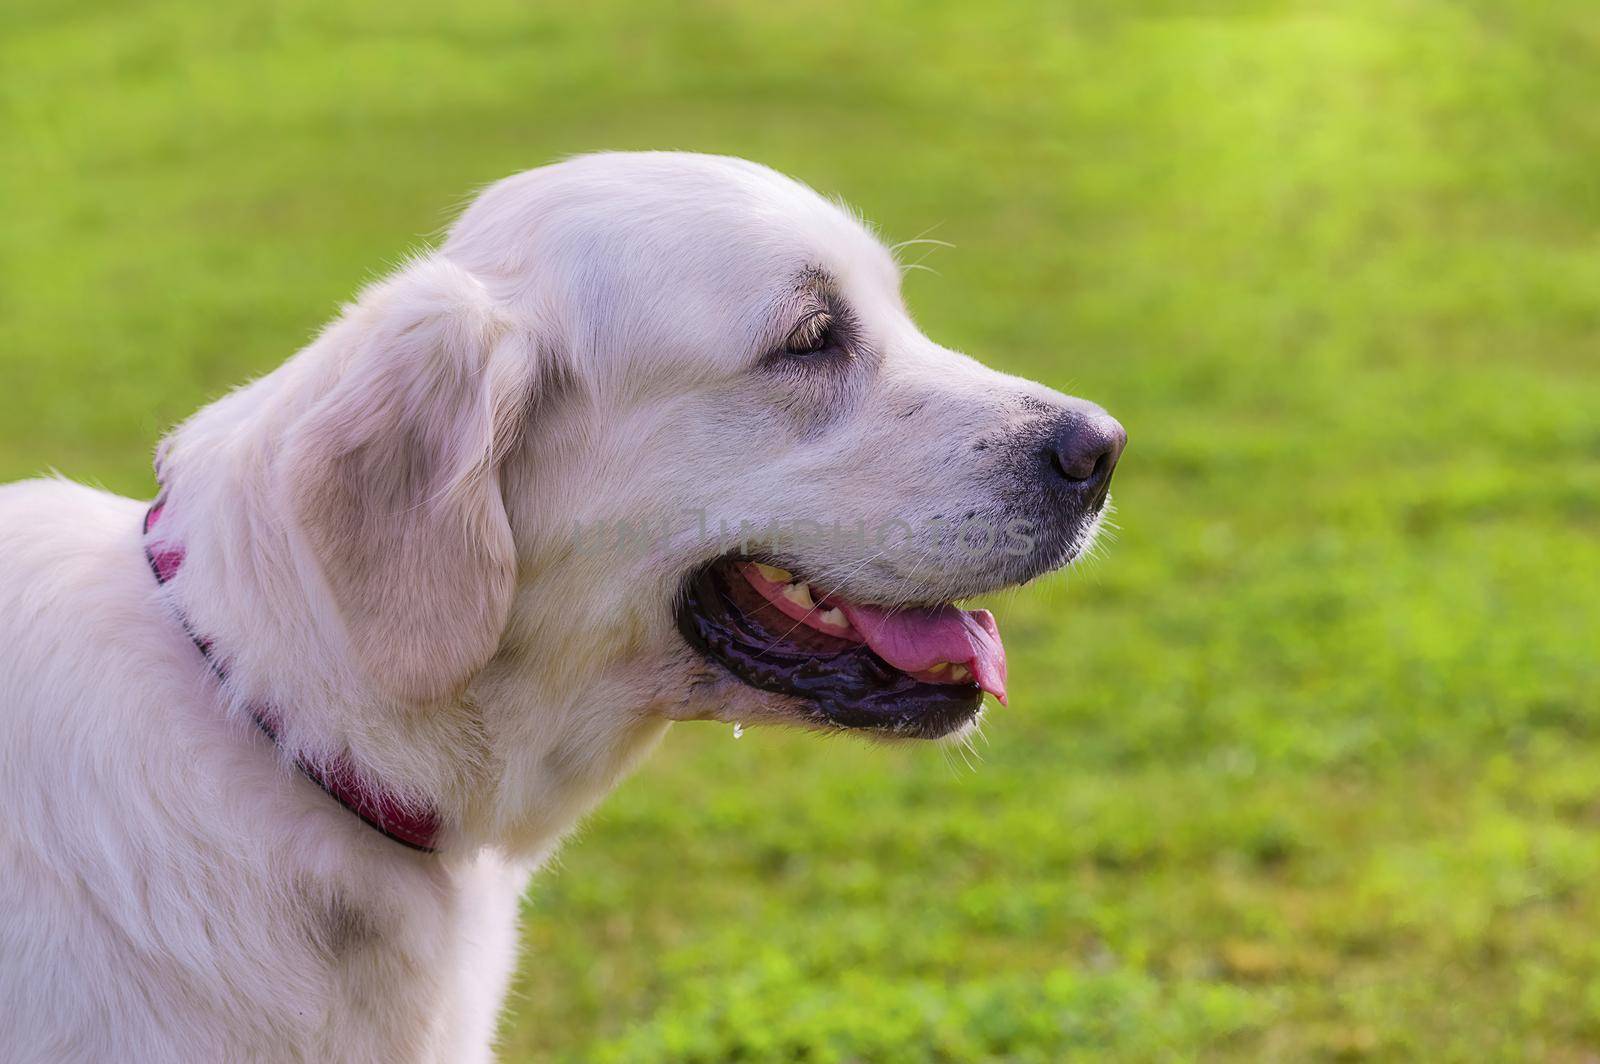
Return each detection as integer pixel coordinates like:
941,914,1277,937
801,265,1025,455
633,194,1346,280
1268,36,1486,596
5,1,1599,1059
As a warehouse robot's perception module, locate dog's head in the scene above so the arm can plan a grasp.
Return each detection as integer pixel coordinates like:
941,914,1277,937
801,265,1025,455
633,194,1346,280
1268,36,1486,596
160,152,1123,841
285,153,1123,742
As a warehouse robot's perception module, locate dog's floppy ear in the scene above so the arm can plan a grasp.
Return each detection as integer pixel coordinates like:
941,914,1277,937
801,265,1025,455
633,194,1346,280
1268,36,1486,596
283,256,536,704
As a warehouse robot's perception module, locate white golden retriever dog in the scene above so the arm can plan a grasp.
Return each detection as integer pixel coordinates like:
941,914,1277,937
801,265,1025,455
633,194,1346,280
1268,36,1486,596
0,152,1124,1061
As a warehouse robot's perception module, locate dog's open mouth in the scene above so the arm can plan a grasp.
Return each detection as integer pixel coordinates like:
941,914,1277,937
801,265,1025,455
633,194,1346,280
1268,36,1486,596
676,558,1007,738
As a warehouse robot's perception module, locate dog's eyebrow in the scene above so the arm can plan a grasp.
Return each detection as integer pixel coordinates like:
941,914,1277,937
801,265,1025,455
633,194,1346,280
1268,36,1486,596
786,266,840,319
794,265,835,292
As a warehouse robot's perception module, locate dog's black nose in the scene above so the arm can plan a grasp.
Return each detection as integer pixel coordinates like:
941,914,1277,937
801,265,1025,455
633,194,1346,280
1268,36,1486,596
1046,407,1126,502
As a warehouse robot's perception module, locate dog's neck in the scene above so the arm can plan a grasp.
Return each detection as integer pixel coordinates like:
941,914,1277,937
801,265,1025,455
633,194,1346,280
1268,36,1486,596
144,498,446,852
153,364,669,861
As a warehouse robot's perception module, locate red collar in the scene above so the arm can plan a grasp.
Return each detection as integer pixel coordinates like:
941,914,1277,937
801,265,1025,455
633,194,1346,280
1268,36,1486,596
144,499,442,853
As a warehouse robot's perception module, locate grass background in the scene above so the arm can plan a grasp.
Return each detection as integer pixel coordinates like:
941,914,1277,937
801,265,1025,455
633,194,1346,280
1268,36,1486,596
4,1,1599,1059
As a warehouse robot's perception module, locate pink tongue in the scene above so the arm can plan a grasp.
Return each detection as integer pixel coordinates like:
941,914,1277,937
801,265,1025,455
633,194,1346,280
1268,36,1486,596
838,603,1008,705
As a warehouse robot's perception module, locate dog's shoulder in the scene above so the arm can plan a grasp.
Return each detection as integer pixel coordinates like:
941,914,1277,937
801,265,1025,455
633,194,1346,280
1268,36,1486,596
0,476,143,578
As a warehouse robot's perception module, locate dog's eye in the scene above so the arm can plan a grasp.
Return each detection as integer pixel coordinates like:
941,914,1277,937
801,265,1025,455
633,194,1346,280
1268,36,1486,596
783,313,833,356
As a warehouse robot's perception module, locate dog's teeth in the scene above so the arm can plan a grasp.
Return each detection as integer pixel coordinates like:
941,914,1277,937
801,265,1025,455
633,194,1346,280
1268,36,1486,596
753,563,792,584
818,607,848,629
780,581,815,609
947,664,972,683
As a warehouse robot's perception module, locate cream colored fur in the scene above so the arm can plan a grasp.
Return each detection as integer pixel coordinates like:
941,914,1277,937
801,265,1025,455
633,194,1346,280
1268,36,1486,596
0,152,1098,1061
